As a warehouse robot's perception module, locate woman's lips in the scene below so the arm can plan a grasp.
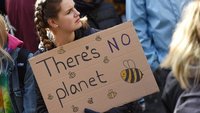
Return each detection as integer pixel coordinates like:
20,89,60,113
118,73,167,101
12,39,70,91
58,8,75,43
75,18,80,23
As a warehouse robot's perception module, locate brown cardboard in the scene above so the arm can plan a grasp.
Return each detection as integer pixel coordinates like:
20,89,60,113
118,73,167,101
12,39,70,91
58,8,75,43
29,21,159,113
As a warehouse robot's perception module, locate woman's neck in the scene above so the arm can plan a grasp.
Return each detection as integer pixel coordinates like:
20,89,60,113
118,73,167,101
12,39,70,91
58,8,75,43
53,31,75,46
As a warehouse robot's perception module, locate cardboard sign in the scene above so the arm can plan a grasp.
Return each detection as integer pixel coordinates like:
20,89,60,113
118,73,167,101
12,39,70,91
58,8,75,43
29,21,159,113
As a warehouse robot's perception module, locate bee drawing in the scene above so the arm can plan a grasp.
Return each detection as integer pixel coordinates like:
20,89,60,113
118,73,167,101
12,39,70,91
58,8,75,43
120,59,143,83
107,89,117,99
88,98,94,104
71,105,79,112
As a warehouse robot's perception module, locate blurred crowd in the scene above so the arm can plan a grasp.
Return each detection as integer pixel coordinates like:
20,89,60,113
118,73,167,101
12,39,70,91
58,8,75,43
1,0,200,113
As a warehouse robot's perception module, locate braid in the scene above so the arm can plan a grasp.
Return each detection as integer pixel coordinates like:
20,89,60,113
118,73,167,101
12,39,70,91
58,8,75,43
35,0,55,50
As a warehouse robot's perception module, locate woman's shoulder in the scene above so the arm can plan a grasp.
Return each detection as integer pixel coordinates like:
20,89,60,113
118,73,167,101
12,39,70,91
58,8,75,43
75,27,99,40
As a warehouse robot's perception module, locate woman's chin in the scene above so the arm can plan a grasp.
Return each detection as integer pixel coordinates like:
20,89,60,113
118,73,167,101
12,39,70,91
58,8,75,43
76,22,83,29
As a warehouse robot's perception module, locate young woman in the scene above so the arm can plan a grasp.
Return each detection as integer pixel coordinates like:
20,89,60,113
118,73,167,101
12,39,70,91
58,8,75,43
161,1,200,113
34,0,95,52
34,0,142,113
0,14,37,113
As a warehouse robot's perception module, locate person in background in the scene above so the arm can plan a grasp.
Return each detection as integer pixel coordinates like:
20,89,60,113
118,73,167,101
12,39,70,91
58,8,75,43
34,0,142,112
6,0,39,52
104,0,125,21
126,0,190,113
0,0,6,15
161,1,200,113
126,0,190,76
0,14,37,113
74,0,122,30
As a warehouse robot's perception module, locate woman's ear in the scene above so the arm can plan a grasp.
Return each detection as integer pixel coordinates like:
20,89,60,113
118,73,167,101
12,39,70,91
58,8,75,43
47,18,59,28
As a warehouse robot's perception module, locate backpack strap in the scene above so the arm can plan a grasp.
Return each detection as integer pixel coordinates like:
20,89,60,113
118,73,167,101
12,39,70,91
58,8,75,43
12,48,30,97
17,48,30,88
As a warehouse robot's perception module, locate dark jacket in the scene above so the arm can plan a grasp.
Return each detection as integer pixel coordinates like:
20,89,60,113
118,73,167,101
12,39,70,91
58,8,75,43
161,72,183,113
174,85,200,113
75,0,122,29
171,67,200,113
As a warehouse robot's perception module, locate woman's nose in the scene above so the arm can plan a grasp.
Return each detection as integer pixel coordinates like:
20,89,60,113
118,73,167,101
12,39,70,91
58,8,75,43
73,8,80,17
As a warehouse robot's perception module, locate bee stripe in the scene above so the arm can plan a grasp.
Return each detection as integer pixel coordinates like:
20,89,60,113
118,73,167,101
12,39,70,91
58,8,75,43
125,69,129,82
132,69,136,83
130,69,134,83
135,69,140,82
128,69,133,83
128,69,132,83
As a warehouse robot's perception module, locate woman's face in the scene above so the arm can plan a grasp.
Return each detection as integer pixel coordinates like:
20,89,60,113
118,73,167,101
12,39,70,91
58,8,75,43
55,0,82,33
